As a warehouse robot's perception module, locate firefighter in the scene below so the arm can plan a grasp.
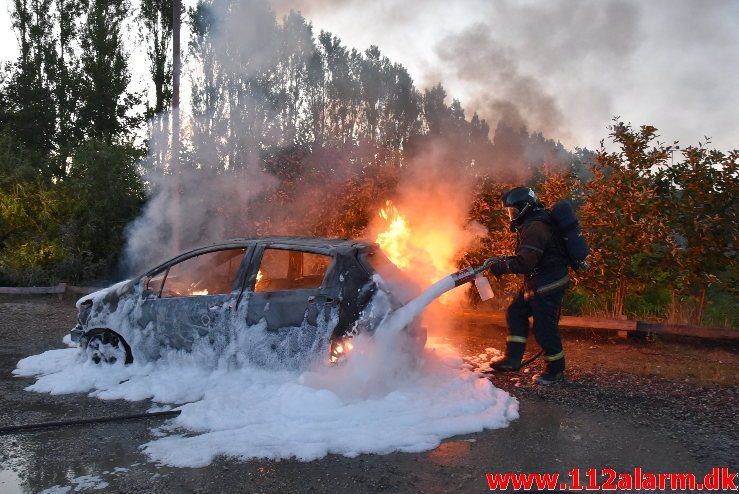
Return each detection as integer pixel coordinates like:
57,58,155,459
487,186,570,385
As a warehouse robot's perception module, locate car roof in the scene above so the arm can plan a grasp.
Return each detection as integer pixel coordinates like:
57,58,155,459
144,236,379,276
213,236,376,252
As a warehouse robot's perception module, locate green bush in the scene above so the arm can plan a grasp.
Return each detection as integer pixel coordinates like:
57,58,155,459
0,138,144,285
703,288,739,328
562,288,587,316
624,286,672,320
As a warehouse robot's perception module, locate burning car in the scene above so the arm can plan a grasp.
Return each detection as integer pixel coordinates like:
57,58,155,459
70,236,423,368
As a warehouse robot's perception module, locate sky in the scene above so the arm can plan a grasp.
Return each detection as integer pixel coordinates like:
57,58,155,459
1,0,738,151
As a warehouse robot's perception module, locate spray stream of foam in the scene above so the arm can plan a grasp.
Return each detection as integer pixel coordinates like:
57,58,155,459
376,276,457,336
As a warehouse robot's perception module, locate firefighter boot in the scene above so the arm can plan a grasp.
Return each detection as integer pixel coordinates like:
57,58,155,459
533,371,565,385
490,336,526,372
490,356,521,372
533,354,565,385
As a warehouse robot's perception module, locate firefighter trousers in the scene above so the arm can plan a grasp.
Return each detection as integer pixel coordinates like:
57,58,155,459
504,289,565,373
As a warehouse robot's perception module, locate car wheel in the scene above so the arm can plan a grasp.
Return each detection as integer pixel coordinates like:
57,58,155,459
85,331,132,365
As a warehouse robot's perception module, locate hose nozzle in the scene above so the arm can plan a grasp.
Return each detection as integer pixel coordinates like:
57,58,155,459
450,267,477,287
450,257,500,287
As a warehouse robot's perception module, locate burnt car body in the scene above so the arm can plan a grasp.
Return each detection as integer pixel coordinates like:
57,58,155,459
70,236,421,368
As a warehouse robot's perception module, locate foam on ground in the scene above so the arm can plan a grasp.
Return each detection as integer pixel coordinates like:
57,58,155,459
15,279,518,467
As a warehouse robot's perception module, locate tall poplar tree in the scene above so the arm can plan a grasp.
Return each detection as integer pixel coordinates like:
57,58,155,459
54,0,86,174
6,0,58,169
77,0,136,143
140,0,173,172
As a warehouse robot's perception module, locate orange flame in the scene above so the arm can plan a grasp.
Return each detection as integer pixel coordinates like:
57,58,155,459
191,289,209,296
329,338,354,363
375,198,456,284
254,269,265,291
373,197,482,306
376,200,412,269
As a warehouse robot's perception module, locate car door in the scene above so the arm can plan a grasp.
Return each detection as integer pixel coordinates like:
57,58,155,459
243,245,337,330
140,247,251,351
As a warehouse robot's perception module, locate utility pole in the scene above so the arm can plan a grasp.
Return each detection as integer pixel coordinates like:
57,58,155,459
172,0,181,155
172,0,181,252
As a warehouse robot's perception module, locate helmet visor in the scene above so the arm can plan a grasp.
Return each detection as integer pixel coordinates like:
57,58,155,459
506,207,519,222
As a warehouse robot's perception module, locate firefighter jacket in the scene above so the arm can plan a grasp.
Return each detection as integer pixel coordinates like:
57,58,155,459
499,209,570,292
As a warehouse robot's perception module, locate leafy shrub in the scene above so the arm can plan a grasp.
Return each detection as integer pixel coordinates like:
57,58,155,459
624,286,672,320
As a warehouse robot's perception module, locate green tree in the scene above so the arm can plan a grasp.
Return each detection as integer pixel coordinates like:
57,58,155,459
0,130,75,284
78,0,138,143
1,0,144,284
657,145,738,323
141,0,173,116
579,122,673,317
54,0,86,175
67,140,146,276
5,0,58,168
140,0,173,172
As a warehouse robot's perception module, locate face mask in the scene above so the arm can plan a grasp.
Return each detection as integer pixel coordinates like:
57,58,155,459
506,207,519,222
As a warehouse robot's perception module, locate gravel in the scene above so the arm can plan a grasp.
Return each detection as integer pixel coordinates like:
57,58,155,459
488,365,738,467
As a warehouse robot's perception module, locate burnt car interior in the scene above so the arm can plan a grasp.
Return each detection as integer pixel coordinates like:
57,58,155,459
254,249,332,292
145,248,246,297
142,245,336,300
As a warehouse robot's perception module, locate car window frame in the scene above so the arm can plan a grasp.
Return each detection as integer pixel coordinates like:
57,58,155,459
142,245,253,299
245,244,336,294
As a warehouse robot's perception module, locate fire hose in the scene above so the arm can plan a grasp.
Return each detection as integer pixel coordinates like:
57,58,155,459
0,409,181,435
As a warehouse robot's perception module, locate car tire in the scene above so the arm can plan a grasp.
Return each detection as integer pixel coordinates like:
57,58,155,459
84,329,133,365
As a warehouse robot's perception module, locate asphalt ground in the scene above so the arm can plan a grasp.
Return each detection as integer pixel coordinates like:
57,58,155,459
1,296,737,493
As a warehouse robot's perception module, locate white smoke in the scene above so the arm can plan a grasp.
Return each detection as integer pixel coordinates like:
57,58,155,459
271,0,739,150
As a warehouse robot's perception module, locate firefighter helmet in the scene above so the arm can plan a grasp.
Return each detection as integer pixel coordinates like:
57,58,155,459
501,186,539,231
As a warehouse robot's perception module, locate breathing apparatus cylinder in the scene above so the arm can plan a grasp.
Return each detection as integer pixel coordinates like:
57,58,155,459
550,200,590,270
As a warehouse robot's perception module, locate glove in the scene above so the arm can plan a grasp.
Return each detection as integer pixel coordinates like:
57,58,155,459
488,258,510,277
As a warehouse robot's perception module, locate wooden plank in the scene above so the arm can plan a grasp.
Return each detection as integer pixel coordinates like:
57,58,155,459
455,310,507,324
454,310,504,321
452,310,738,340
454,310,636,331
637,321,739,341
560,315,636,331
0,283,66,295
0,284,101,296
67,286,103,295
